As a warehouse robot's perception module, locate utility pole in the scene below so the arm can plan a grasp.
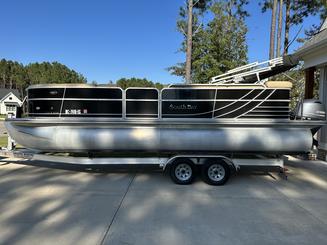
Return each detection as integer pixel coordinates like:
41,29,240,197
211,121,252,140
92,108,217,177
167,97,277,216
276,0,283,57
185,0,193,84
269,0,278,59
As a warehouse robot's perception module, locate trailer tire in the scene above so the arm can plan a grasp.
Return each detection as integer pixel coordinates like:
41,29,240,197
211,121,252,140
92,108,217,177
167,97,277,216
169,158,195,185
201,159,230,185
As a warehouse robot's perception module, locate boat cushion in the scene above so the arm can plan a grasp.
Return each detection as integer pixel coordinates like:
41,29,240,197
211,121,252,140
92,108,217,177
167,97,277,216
265,81,293,89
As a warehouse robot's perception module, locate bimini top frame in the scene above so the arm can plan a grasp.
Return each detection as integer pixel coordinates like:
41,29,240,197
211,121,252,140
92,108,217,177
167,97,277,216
210,56,297,85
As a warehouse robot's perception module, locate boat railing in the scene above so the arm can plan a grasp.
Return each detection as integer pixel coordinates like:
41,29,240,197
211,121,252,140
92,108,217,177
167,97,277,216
25,85,291,120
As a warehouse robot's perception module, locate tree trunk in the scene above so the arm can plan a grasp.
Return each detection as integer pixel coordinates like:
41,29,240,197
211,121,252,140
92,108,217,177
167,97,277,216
283,0,291,54
269,0,278,59
227,0,232,17
185,0,193,84
276,0,283,57
2,74,5,88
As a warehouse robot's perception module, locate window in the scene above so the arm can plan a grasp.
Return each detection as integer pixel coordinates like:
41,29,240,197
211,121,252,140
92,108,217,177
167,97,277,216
6,105,16,111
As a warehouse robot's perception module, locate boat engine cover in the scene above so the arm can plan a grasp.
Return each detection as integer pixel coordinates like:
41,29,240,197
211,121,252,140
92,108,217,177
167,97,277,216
297,99,326,120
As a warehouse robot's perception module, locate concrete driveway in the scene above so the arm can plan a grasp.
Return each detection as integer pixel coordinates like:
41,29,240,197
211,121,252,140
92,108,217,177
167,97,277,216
0,156,326,245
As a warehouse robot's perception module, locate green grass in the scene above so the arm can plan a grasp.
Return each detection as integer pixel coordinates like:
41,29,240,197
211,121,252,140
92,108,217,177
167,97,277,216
0,136,24,148
0,136,8,147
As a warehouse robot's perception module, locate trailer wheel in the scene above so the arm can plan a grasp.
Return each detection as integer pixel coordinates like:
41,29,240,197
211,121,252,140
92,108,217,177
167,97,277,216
201,159,230,185
170,158,195,185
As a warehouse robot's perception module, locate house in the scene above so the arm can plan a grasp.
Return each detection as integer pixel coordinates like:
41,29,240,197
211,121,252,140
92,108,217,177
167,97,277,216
293,18,327,160
0,89,23,117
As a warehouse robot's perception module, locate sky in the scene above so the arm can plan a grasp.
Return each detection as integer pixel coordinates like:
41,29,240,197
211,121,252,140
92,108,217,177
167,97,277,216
0,0,322,84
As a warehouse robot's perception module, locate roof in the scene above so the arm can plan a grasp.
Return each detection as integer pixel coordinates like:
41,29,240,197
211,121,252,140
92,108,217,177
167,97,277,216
4,101,21,106
295,29,327,56
294,18,327,57
321,18,327,31
0,89,20,99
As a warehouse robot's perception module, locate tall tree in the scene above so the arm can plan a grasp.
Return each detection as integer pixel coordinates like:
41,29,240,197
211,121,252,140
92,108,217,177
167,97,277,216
169,1,249,83
116,77,163,90
269,0,278,59
284,0,291,54
295,0,327,42
185,0,210,84
185,0,194,84
0,59,26,90
168,1,208,79
276,0,284,57
195,1,248,83
0,59,87,97
261,0,327,54
25,62,86,85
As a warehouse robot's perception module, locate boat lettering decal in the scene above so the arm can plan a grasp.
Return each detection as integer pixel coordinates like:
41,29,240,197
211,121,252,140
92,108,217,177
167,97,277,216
65,109,82,114
169,104,198,111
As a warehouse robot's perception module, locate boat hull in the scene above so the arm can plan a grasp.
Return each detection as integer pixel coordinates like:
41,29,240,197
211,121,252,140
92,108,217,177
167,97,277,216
5,119,315,153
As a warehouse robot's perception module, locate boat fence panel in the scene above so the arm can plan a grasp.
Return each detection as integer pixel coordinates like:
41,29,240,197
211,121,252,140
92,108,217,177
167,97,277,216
28,100,62,117
213,88,290,119
62,88,123,117
27,87,123,117
26,86,291,120
28,88,65,99
61,100,122,117
216,89,257,99
162,88,216,100
28,88,64,117
126,88,159,118
64,88,122,99
161,88,216,118
161,87,291,119
126,88,158,100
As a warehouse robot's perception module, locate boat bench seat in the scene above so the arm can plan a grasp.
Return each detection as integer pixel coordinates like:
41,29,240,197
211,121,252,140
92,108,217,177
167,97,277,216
265,81,293,89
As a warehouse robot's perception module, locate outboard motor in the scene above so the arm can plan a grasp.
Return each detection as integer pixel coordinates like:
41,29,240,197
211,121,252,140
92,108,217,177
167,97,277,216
295,99,326,148
296,99,326,121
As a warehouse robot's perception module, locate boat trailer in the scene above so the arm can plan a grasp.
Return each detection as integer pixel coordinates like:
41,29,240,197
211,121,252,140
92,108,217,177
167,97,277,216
0,142,288,185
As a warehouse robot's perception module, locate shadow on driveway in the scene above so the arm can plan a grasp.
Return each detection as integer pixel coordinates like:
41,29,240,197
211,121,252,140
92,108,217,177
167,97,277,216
0,156,326,245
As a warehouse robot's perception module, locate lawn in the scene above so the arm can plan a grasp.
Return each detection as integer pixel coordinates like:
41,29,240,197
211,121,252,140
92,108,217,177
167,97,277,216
0,136,7,147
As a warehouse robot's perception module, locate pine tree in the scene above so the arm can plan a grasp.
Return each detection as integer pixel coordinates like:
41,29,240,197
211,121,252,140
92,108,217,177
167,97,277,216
182,0,211,83
116,77,163,90
276,0,284,57
269,0,278,59
0,59,87,97
260,0,327,54
169,0,248,83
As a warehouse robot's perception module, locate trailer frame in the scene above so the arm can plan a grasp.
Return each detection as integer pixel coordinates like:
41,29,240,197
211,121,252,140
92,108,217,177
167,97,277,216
0,145,287,185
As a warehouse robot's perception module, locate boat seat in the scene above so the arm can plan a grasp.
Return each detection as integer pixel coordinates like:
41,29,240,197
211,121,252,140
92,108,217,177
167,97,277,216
265,81,293,89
